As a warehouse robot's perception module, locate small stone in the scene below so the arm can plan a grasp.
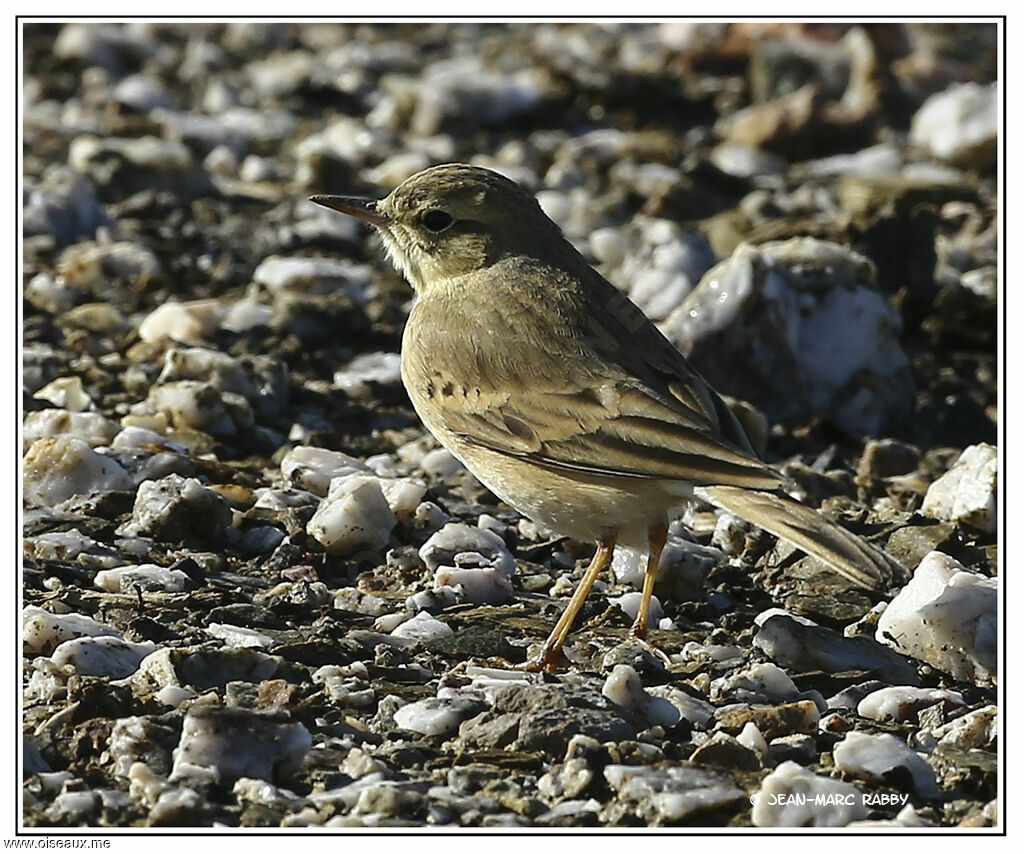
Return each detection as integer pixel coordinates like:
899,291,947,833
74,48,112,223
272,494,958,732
910,82,997,167
23,436,132,506
921,443,997,532
118,474,232,542
306,473,397,556
393,697,484,737
857,686,966,723
170,706,311,785
832,731,938,796
754,610,919,685
390,611,454,643
49,635,154,678
752,760,868,827
280,446,369,496
690,731,761,771
875,551,996,686
715,700,820,741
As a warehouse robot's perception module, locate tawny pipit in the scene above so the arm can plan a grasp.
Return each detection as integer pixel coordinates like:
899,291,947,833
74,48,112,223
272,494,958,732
311,163,904,671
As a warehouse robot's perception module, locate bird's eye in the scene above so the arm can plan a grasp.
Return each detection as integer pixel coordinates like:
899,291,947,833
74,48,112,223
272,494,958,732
422,209,454,233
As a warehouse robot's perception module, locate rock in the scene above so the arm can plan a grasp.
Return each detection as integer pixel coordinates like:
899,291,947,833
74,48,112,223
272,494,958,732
32,376,94,412
50,635,154,678
419,523,515,575
253,255,370,300
690,732,761,771
875,551,996,686
857,686,966,723
603,764,745,823
754,611,920,685
932,705,997,750
661,238,912,435
146,380,252,437
921,443,997,532
393,697,484,737
23,607,121,656
23,410,120,449
138,299,226,345
609,591,663,628
714,700,820,741
390,612,454,643
170,706,311,785
517,708,635,756
23,166,110,247
280,446,370,496
433,564,514,606
94,564,191,594
333,352,403,400
832,731,938,796
601,665,681,728
752,760,868,827
117,475,229,543
68,135,211,200
856,438,921,482
710,661,800,704
23,436,133,506
910,82,997,168
306,473,397,556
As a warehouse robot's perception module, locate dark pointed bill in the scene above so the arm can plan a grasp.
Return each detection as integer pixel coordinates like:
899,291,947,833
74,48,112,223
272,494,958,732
308,194,389,227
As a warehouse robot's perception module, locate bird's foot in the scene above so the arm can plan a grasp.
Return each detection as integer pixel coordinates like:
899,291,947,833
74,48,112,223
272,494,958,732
627,628,672,667
517,641,571,673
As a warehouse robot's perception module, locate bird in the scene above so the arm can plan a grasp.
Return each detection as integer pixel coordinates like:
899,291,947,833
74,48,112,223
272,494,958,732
310,163,905,672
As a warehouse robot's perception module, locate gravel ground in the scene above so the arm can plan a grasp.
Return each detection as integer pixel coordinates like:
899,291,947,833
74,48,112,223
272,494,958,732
21,21,999,829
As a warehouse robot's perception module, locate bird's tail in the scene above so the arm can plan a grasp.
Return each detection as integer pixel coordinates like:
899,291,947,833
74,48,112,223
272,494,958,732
694,485,906,591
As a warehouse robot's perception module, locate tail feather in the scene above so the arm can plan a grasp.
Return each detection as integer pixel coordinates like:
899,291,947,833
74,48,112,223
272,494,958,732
694,485,905,591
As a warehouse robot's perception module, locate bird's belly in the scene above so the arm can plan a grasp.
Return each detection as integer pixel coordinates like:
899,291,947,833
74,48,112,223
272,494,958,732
444,436,694,548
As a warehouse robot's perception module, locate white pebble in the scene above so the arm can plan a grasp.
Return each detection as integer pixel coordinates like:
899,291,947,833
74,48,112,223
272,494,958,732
419,522,515,574
857,686,965,722
876,551,996,686
33,376,94,412
23,436,132,506
609,591,663,627
602,665,680,727
333,352,402,399
94,564,190,594
306,474,397,555
736,722,768,755
280,446,369,496
110,426,185,452
433,565,513,605
922,443,997,532
50,635,155,678
380,477,427,522
752,761,867,827
392,697,478,736
170,706,311,785
23,409,120,450
206,623,276,650
222,297,273,332
253,255,368,299
419,447,465,478
23,606,120,655
390,611,453,642
832,731,937,796
910,82,997,165
138,299,226,345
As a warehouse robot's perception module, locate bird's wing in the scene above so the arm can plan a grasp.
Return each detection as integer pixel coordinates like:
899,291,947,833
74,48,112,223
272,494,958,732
431,373,784,490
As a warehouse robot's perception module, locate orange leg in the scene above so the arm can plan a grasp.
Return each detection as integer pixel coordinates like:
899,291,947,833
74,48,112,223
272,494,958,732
522,535,616,672
629,522,667,641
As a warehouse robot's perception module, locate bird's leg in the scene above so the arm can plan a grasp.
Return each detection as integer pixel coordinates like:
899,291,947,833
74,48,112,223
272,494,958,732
629,522,667,641
522,535,616,672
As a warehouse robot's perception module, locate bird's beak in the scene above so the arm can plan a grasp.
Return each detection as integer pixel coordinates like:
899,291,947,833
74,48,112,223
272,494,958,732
308,194,389,227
